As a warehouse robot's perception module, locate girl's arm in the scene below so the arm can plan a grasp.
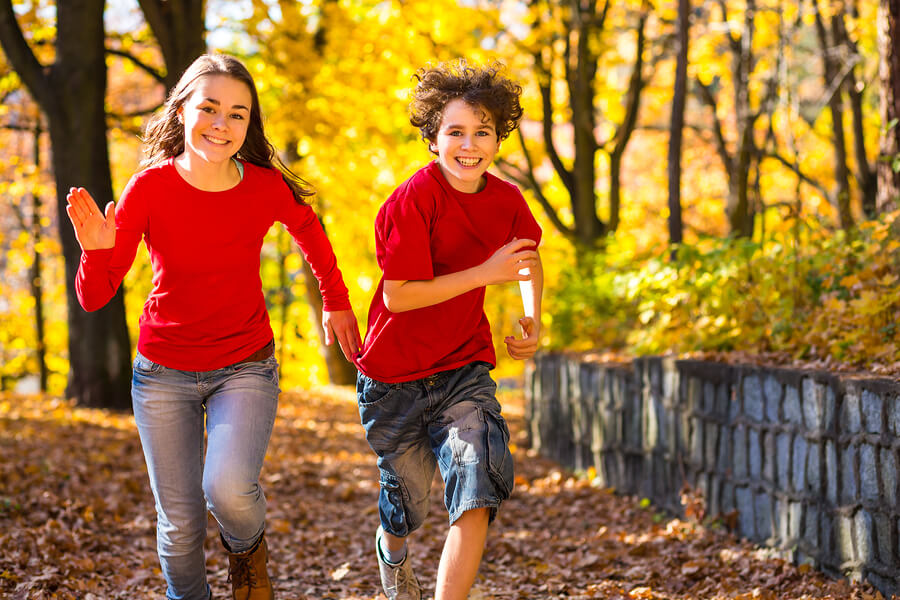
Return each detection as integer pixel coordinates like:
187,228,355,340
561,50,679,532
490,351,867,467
66,187,142,312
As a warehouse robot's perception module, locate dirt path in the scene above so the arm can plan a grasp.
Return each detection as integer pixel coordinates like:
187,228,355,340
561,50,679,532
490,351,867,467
0,388,887,599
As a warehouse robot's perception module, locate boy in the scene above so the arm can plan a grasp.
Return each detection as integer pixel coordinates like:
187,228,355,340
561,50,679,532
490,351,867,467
354,59,543,600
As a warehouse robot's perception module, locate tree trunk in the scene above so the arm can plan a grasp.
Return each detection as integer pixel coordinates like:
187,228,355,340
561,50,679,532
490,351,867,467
137,0,206,91
877,0,900,213
300,251,358,386
667,0,689,248
0,0,133,409
30,123,48,391
814,2,854,229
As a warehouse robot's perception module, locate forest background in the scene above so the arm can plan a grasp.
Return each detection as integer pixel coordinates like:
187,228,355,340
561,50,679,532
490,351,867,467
1,0,899,410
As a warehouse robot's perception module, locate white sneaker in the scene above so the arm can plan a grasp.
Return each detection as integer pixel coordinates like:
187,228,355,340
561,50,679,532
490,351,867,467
375,526,422,600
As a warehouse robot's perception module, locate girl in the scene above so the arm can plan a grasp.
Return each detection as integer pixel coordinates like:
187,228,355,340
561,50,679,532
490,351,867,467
66,53,361,600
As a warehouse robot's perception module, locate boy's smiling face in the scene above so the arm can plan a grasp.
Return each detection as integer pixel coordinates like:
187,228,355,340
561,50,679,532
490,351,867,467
430,98,500,194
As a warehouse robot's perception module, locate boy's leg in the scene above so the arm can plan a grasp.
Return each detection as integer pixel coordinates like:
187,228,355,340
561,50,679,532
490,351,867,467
428,362,515,600
357,373,434,600
434,507,490,600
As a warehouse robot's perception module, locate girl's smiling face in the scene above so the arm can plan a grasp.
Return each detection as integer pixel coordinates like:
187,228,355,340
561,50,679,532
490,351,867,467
430,98,500,194
178,75,252,165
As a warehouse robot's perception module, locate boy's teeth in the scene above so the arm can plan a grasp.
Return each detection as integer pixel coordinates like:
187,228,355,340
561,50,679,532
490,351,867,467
458,158,479,166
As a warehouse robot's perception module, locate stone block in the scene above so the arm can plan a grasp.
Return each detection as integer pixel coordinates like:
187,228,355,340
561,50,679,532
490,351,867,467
838,514,855,562
734,425,747,479
841,444,859,505
717,424,731,472
860,444,879,503
826,440,838,505
873,511,893,565
763,431,775,483
777,433,791,491
703,381,715,414
642,394,660,452
819,510,834,560
803,378,827,431
776,498,790,543
881,447,897,507
729,383,742,421
687,375,702,413
755,491,773,541
788,501,803,542
716,383,730,419
721,481,735,513
736,486,754,538
744,375,764,422
749,429,762,479
806,442,821,495
842,387,862,434
785,385,802,426
691,416,704,466
861,390,884,434
764,375,782,423
708,474,722,517
889,395,900,437
793,436,807,494
803,504,820,548
705,421,718,471
855,509,874,562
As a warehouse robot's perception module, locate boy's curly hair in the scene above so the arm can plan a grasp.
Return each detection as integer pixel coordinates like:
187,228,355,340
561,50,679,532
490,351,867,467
409,60,523,150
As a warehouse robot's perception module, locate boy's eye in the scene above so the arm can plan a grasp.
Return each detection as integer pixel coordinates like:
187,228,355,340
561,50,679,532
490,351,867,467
449,131,462,136
476,130,490,136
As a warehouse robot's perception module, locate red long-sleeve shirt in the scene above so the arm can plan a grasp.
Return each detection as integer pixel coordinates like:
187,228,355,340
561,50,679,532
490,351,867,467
76,158,350,371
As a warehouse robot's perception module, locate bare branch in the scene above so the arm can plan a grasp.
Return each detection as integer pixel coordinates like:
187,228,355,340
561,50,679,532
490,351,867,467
106,47,166,84
694,77,734,174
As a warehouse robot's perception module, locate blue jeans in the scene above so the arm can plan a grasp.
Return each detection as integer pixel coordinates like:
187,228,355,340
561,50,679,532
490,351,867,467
131,350,280,600
356,361,514,538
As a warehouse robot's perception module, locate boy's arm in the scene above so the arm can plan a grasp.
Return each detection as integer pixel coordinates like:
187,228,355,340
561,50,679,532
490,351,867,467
383,238,539,313
504,250,543,360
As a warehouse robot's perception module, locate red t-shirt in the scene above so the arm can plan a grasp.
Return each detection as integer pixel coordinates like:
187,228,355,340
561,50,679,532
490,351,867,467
355,161,542,383
76,158,351,371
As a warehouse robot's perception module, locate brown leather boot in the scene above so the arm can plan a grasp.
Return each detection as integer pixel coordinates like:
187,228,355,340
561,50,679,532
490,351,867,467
224,533,274,600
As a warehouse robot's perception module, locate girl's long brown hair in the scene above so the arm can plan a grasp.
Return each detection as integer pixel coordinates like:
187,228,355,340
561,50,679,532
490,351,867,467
141,53,314,203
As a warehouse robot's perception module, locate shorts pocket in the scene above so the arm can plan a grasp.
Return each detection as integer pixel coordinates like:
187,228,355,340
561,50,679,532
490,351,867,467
357,374,402,407
483,408,514,499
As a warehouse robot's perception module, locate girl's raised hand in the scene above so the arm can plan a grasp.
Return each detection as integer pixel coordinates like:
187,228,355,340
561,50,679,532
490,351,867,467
65,187,115,250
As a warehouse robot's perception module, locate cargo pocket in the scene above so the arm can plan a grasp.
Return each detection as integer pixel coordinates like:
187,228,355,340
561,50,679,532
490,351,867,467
378,474,410,537
483,408,514,500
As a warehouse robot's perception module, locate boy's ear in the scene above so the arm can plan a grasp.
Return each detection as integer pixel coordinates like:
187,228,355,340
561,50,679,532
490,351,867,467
429,140,438,153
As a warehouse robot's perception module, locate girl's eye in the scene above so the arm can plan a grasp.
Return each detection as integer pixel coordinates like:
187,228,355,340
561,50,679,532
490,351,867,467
230,113,244,120
201,106,215,114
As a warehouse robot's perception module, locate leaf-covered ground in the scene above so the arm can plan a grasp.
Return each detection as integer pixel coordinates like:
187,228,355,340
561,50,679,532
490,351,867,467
0,388,891,599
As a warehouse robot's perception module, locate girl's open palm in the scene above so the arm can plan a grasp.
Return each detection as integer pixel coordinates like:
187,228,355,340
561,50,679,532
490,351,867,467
65,187,115,250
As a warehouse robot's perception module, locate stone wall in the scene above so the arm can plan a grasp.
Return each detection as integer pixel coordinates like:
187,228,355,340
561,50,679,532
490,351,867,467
525,354,900,597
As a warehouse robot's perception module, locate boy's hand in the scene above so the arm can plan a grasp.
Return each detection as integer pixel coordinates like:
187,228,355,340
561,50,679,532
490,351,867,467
323,309,362,361
504,316,540,360
480,238,539,286
65,187,116,250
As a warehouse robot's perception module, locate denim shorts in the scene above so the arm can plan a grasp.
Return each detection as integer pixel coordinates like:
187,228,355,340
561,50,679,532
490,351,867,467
356,361,514,537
